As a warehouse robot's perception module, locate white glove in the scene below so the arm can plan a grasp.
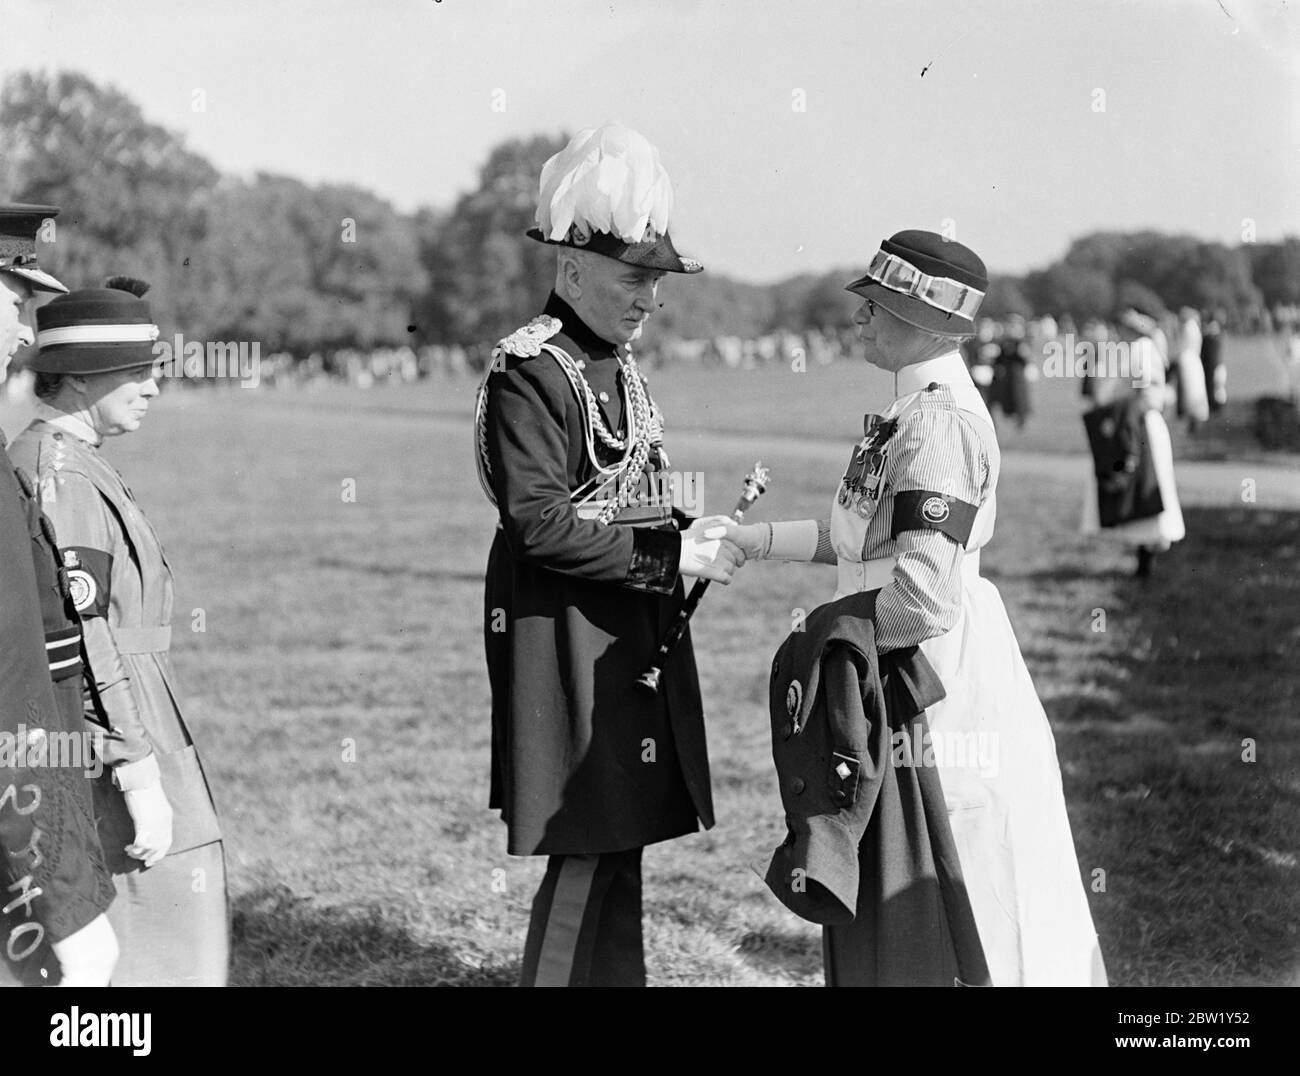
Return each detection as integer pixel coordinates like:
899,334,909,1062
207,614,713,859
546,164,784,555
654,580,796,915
122,781,174,867
717,523,768,559
51,912,119,986
681,513,735,536
678,532,745,584
685,516,768,559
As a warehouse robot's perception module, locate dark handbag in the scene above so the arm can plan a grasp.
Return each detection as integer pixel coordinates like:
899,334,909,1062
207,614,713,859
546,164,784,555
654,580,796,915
1083,397,1164,527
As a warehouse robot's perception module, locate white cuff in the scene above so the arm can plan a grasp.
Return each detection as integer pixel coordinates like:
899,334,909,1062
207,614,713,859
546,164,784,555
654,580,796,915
765,520,820,561
113,753,161,792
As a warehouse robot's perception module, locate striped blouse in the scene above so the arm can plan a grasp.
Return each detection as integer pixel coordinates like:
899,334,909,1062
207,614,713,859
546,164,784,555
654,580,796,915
774,351,999,653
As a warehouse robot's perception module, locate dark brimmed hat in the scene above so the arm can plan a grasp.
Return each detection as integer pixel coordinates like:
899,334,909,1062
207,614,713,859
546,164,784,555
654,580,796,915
525,225,702,274
0,203,68,294
846,230,987,336
30,280,160,375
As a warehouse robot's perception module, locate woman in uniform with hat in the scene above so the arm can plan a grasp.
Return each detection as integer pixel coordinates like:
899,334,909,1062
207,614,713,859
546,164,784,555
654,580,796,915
8,277,229,986
719,231,1106,986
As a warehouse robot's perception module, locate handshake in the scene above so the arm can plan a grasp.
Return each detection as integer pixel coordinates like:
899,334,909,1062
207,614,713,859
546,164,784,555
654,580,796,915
677,515,769,585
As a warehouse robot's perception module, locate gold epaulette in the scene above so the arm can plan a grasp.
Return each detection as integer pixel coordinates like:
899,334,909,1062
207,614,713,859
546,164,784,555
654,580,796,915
497,315,562,358
476,315,566,507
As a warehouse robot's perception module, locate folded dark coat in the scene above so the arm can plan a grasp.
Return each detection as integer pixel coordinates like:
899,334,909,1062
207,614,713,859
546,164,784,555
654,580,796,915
765,591,989,987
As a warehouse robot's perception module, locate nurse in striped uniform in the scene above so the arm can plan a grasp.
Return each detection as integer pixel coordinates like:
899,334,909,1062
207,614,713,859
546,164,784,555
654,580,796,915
722,231,1107,987
9,279,229,986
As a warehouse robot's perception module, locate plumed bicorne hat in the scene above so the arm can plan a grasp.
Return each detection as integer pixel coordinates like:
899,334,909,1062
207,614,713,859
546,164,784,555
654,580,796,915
525,125,703,274
29,276,161,375
0,203,68,294
846,230,988,336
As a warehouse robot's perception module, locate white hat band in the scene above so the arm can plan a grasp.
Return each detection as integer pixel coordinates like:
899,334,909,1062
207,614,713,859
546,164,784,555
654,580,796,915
866,250,984,319
37,323,161,348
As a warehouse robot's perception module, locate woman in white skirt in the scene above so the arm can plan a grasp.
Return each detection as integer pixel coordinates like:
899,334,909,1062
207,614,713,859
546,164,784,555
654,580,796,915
1081,308,1186,577
716,230,1106,986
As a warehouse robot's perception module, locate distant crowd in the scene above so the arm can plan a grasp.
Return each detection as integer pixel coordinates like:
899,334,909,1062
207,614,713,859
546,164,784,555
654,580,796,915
961,309,1236,434
7,307,1300,415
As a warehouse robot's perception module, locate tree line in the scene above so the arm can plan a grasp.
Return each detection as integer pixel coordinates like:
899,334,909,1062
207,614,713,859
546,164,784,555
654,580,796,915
4,70,1295,358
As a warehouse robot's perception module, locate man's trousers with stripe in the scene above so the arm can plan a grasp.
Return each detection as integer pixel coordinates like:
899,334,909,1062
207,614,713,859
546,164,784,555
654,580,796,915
519,847,644,987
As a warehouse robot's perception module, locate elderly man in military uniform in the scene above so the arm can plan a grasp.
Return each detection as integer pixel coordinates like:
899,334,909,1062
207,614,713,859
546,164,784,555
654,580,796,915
720,231,1106,986
474,126,744,987
0,203,118,986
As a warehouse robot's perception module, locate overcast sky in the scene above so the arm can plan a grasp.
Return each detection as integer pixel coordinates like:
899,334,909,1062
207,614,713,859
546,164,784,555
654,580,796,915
2,0,1297,282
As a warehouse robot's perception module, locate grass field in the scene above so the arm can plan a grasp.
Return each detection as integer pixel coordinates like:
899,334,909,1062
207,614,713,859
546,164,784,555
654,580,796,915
2,338,1297,987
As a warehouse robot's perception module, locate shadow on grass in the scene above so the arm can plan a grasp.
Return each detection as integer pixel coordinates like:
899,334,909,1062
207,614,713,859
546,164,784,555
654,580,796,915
231,885,518,987
1038,505,1300,986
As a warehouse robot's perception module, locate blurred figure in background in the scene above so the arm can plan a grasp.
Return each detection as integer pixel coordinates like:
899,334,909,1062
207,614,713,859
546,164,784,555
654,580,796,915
1175,307,1209,433
962,316,998,408
992,314,1032,430
1081,306,1185,578
1286,324,1300,401
1200,309,1227,413
1079,318,1112,403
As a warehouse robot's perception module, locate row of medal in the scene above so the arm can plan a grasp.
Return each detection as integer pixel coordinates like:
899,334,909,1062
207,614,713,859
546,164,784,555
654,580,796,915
837,413,897,519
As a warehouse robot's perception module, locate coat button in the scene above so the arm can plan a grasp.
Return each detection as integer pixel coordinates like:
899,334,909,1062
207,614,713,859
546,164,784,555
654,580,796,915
780,722,793,739
833,789,847,803
790,777,805,794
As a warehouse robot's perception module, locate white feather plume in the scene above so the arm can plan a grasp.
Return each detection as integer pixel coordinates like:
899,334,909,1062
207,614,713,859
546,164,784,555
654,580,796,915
536,125,674,244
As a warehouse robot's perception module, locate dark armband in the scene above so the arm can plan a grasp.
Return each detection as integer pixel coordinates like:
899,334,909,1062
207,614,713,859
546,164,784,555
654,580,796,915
890,490,978,546
60,546,112,617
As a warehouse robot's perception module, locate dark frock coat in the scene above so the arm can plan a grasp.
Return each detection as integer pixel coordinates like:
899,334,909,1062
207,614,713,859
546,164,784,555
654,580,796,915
482,293,714,857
